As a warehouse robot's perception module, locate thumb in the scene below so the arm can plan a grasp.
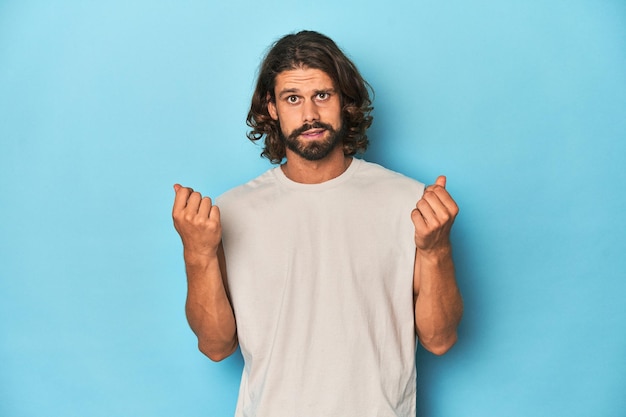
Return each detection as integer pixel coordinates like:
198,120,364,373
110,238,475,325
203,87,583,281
435,176,447,188
173,184,182,192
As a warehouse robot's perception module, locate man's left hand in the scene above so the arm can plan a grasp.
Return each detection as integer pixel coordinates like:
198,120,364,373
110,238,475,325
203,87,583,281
411,176,459,254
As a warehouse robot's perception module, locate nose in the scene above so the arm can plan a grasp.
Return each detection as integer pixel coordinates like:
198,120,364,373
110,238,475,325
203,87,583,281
302,99,320,123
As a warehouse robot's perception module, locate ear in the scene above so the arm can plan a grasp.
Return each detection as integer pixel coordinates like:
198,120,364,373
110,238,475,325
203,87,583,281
267,94,278,120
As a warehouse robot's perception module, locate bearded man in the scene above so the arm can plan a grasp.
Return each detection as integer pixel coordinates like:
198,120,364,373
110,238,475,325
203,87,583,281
173,30,463,417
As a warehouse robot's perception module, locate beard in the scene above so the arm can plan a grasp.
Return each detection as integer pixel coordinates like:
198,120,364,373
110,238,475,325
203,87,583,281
280,121,346,161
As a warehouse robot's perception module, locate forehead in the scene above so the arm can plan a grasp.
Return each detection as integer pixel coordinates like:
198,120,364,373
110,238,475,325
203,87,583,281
274,67,335,93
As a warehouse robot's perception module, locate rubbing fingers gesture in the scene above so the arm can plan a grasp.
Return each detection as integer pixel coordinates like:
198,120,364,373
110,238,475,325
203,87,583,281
172,184,222,256
411,176,459,254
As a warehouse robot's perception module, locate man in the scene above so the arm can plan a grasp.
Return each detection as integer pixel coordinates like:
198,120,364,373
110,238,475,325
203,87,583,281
172,30,463,417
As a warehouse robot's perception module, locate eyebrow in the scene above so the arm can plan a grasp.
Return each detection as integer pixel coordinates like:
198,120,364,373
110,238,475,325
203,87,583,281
277,88,299,98
277,88,336,99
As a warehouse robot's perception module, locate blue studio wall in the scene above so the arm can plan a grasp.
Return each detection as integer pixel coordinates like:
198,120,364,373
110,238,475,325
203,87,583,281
1,1,625,416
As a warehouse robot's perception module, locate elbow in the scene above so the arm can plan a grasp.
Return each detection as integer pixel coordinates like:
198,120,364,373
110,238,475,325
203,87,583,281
201,349,230,362
421,332,458,356
198,339,237,362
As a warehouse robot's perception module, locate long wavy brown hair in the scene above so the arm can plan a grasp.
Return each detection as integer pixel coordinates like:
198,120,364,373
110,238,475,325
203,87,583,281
246,31,374,164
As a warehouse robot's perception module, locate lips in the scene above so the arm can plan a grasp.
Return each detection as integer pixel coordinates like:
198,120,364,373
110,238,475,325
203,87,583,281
288,122,334,142
300,128,326,139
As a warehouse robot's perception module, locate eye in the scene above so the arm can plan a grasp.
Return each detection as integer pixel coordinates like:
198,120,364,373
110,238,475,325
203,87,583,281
287,95,299,104
316,92,330,100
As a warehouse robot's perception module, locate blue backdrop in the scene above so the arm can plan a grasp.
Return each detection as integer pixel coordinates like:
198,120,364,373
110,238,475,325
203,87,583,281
1,1,625,416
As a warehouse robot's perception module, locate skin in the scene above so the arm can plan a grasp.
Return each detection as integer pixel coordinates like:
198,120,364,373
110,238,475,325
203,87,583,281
267,67,350,183
173,66,463,360
411,176,463,355
172,185,237,361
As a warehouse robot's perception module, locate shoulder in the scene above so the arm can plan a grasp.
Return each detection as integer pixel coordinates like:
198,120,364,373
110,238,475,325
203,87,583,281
354,159,425,193
215,167,280,208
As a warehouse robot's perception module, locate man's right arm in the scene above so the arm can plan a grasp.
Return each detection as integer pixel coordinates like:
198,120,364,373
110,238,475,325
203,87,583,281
172,184,238,361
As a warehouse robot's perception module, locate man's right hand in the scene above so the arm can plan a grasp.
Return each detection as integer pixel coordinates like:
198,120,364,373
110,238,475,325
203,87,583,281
172,184,222,257
172,185,237,361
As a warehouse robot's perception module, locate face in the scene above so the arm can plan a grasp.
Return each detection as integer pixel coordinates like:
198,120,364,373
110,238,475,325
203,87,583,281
267,67,344,161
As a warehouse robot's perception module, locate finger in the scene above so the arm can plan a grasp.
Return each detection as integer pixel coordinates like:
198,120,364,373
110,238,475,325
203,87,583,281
423,191,459,229
415,197,440,226
428,186,459,219
424,177,458,219
186,191,203,212
209,204,221,223
424,176,445,194
174,184,194,193
172,185,192,214
411,207,427,229
198,196,213,219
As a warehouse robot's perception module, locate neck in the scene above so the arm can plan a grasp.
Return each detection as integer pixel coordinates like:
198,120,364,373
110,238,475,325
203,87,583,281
281,146,352,184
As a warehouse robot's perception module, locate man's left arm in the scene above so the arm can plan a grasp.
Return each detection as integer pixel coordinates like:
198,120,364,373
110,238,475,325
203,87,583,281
411,176,463,355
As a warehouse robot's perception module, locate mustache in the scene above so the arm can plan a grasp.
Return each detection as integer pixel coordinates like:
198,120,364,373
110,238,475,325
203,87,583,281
288,121,335,140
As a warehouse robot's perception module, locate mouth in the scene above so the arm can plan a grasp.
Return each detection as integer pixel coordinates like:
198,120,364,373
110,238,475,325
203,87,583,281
299,128,327,140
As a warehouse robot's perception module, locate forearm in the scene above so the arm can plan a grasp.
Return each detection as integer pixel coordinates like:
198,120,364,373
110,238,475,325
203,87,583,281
184,247,238,361
414,246,463,355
